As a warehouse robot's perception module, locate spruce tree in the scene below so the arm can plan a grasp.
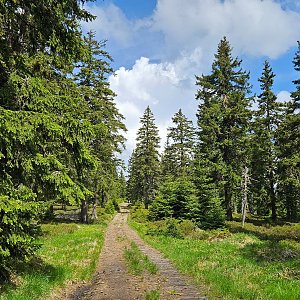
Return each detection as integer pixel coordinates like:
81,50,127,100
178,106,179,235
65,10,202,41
74,30,126,222
126,150,144,204
193,147,226,229
250,61,281,220
195,37,251,221
277,42,300,220
150,177,198,221
0,0,95,277
0,1,127,275
161,138,176,177
155,109,197,221
161,109,195,177
127,106,160,208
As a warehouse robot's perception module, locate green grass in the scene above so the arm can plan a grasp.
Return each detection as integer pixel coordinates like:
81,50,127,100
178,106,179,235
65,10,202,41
130,220,300,300
124,241,158,276
145,289,160,300
1,222,107,300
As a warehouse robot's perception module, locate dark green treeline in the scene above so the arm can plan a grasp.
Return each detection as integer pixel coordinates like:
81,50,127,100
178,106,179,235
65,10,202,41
127,38,300,229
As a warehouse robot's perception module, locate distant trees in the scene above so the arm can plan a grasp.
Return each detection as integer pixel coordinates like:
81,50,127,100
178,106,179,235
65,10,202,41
151,110,197,221
161,109,195,177
127,107,160,208
127,37,300,229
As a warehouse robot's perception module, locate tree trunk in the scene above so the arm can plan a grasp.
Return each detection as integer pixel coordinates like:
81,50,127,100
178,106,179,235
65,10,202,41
286,190,297,220
80,200,88,223
46,204,54,219
144,193,149,209
91,194,98,220
144,175,150,209
269,170,277,221
144,185,149,209
101,188,105,207
241,166,249,227
224,182,233,220
91,203,98,220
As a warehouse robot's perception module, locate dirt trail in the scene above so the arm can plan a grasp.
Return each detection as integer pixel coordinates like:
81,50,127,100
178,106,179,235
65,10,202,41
62,205,207,300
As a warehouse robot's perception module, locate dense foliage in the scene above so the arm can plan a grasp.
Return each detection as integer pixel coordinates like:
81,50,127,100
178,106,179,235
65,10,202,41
276,42,300,220
195,37,252,221
127,38,300,230
0,0,125,279
250,61,282,220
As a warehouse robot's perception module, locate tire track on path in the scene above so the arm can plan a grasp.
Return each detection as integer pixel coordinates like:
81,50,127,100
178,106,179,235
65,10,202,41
65,204,207,300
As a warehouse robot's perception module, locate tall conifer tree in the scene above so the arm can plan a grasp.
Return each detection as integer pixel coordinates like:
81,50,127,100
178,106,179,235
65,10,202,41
250,61,281,220
195,37,251,220
277,42,300,220
0,0,97,276
74,30,126,222
126,150,144,204
127,107,160,208
152,109,197,221
0,1,126,275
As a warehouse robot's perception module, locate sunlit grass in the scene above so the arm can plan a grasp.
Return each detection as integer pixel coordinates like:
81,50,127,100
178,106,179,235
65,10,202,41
130,220,300,300
1,222,107,300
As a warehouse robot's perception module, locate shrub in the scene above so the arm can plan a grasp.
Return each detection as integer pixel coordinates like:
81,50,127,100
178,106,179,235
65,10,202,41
207,228,232,241
148,196,172,221
0,196,42,281
187,228,210,240
228,221,300,241
177,220,197,236
149,177,198,221
197,196,226,230
165,218,183,238
147,219,183,239
104,200,118,215
130,205,149,223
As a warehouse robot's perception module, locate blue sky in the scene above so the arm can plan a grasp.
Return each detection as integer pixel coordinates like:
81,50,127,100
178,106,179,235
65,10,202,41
83,0,300,160
106,0,157,20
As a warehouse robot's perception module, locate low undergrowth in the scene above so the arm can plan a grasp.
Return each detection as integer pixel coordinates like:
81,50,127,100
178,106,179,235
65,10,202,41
0,222,108,300
228,221,300,242
145,289,160,300
124,241,158,276
129,208,300,300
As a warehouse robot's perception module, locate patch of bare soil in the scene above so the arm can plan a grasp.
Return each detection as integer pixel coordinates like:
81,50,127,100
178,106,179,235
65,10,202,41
54,205,207,300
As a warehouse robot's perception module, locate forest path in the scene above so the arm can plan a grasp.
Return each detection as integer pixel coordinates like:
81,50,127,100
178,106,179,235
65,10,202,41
64,204,207,300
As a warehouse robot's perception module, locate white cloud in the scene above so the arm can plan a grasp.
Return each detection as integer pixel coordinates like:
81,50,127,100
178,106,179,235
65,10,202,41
153,0,300,58
277,90,292,103
83,0,300,59
82,3,133,45
109,56,199,158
